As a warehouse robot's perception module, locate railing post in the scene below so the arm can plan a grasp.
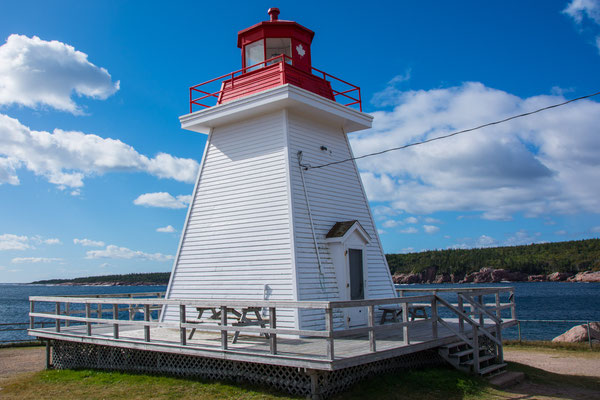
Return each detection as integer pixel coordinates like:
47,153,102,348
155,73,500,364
496,323,503,362
97,303,102,320
358,87,362,112
518,320,522,342
402,302,409,345
368,305,376,352
29,301,35,330
269,307,277,355
510,289,516,320
55,302,61,333
65,303,70,327
180,304,187,345
85,303,92,336
431,296,438,339
221,306,228,350
128,294,134,320
325,308,334,360
144,304,150,342
113,303,119,339
458,295,465,333
587,321,593,350
495,291,501,319
478,295,484,327
472,325,480,374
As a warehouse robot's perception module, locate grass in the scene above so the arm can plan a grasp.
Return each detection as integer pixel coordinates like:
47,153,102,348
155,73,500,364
504,339,600,354
0,366,517,400
2,342,600,399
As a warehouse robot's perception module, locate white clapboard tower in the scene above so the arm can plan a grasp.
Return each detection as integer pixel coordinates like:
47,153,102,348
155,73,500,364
163,9,395,330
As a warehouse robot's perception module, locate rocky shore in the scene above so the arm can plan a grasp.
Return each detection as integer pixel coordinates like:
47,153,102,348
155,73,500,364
392,267,600,284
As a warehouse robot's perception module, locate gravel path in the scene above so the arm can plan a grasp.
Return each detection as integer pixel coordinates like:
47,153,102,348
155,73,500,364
0,346,46,382
504,348,600,377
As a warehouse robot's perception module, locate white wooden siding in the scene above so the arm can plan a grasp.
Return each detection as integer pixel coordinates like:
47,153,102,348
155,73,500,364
286,111,396,330
164,112,297,327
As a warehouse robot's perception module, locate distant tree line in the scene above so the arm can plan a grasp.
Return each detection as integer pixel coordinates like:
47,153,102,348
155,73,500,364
31,239,600,284
32,272,171,285
385,238,600,276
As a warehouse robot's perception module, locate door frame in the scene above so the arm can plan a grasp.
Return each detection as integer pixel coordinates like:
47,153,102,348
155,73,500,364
344,244,368,327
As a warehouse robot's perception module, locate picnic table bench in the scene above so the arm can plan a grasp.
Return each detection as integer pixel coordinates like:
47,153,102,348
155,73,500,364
378,305,428,324
187,306,270,343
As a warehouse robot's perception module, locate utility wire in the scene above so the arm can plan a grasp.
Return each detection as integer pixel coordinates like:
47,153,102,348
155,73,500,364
306,90,600,170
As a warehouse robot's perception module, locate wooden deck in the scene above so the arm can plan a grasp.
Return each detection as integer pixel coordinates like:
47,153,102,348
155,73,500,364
28,288,517,371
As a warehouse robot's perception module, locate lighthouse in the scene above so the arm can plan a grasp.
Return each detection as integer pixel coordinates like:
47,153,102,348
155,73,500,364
163,9,396,330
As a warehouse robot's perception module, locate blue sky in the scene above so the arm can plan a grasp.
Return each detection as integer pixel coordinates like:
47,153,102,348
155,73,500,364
1,1,600,283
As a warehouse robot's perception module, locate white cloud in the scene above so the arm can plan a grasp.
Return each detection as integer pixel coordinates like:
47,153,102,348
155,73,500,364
400,227,418,234
133,192,192,209
156,225,175,233
73,238,105,247
351,82,600,220
401,247,414,253
423,225,440,234
86,244,174,262
0,234,30,250
377,229,386,235
0,34,119,114
372,205,401,218
503,230,543,246
425,217,442,224
0,114,199,188
564,0,600,24
564,0,600,52
0,234,62,251
11,257,63,263
404,216,418,224
591,226,600,233
555,230,568,235
381,220,399,228
476,235,497,247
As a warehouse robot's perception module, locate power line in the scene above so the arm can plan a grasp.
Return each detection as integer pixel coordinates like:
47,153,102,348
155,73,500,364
306,90,600,170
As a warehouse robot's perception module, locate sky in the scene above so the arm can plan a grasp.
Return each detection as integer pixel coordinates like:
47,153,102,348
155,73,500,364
1,1,600,283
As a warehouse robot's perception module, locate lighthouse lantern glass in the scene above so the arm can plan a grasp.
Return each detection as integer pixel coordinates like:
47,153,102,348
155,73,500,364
266,38,292,65
245,40,265,71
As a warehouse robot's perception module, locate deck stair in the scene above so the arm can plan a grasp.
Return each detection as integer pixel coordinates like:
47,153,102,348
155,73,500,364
438,340,506,376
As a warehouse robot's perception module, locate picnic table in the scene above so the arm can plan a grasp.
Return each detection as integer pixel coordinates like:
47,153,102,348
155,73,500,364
187,306,270,343
378,305,428,324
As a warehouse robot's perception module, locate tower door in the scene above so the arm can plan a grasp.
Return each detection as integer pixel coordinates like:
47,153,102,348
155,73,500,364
346,248,367,327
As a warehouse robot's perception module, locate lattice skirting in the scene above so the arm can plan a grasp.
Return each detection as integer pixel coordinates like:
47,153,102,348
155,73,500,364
50,340,444,399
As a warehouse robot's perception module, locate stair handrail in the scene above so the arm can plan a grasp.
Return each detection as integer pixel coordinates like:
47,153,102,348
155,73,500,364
435,295,502,347
458,293,501,324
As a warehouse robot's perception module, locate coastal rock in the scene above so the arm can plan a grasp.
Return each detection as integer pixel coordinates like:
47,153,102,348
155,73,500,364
552,322,600,343
528,274,546,282
547,272,570,282
434,273,451,284
568,271,600,283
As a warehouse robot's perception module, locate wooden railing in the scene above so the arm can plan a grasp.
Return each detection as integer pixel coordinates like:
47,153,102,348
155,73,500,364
397,287,516,372
28,288,515,366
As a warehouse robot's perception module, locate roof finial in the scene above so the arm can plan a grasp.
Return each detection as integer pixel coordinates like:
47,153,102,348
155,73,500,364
268,8,280,21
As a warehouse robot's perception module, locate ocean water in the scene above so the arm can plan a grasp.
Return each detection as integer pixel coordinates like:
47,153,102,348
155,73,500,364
1,282,599,343
0,284,166,343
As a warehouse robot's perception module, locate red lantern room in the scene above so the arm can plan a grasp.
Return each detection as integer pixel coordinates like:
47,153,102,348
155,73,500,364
238,8,313,74
189,9,362,112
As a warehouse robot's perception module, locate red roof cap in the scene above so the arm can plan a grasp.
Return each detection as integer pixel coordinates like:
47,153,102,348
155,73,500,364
237,9,315,48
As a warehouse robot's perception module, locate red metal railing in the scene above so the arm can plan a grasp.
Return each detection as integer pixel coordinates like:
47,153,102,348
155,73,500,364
189,54,362,113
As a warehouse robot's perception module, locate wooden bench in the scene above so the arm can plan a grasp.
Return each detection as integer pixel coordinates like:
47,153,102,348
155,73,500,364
379,305,428,324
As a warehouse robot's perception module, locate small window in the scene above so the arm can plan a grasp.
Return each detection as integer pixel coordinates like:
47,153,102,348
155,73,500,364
245,40,264,71
265,38,292,65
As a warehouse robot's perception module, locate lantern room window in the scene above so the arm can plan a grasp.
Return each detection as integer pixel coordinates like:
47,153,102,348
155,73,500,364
266,38,292,65
245,40,265,71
